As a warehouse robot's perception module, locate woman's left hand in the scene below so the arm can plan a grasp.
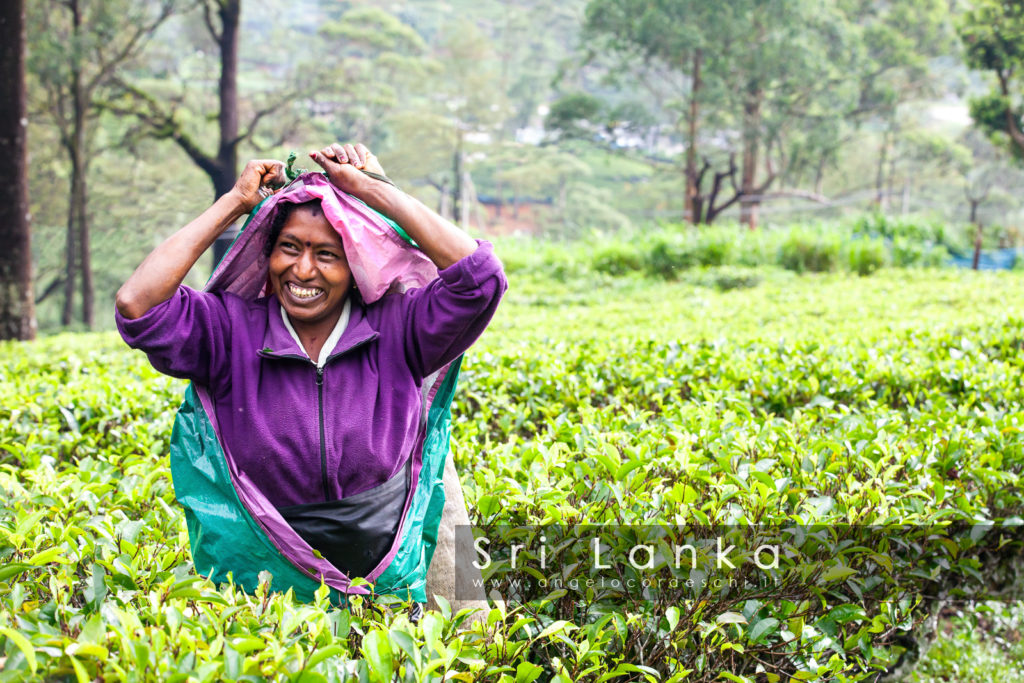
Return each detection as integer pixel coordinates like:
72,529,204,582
309,143,388,198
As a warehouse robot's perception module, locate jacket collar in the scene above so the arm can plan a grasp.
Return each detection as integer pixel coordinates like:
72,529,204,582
258,294,379,363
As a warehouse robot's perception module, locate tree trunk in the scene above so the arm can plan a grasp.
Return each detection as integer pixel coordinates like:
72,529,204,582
62,181,77,326
70,0,93,328
67,159,90,327
211,0,241,269
739,87,762,230
438,177,450,218
460,169,471,228
60,0,95,328
972,222,983,271
558,179,569,231
0,0,36,340
218,0,239,188
78,169,93,327
684,49,702,224
814,155,826,196
452,130,463,224
494,176,503,219
886,152,897,216
875,128,889,211
209,164,238,266
971,198,983,270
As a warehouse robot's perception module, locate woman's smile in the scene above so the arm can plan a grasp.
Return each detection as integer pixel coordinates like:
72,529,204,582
285,282,325,301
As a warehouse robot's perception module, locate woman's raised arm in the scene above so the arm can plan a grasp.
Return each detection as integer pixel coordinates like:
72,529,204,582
310,143,506,378
309,144,477,270
115,160,285,320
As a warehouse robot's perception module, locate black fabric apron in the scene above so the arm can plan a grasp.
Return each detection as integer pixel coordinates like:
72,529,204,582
277,460,411,578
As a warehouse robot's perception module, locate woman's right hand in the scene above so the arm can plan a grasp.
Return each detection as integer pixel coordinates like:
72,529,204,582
117,160,285,319
230,159,287,212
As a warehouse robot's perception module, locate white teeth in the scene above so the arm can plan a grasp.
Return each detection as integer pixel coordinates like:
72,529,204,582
288,283,323,299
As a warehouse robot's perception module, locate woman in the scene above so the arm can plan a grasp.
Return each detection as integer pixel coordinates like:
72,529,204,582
116,143,506,593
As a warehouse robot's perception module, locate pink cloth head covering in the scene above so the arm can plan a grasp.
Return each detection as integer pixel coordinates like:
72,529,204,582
206,172,437,300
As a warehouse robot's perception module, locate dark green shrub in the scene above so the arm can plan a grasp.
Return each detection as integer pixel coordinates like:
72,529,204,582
592,242,645,276
854,212,948,244
846,238,888,276
735,229,777,267
493,240,590,281
892,237,949,267
693,230,737,266
639,229,741,279
542,247,589,281
693,266,764,291
643,233,697,279
778,230,841,273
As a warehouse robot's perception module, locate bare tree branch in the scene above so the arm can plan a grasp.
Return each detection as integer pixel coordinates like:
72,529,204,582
248,116,299,153
35,277,66,305
200,0,221,42
86,0,175,94
705,153,741,222
101,79,220,178
232,97,294,147
748,189,831,204
997,68,1024,152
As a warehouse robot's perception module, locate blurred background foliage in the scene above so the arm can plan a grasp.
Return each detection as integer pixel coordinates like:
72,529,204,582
20,0,1024,331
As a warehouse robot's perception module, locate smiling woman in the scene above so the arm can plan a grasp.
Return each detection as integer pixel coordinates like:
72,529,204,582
114,143,507,603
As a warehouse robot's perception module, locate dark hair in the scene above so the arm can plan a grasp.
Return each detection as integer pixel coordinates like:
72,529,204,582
263,199,324,258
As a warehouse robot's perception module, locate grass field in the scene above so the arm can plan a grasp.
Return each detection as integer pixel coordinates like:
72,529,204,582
2,264,1024,681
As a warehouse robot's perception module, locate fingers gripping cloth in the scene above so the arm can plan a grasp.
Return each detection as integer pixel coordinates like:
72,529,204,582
171,172,458,604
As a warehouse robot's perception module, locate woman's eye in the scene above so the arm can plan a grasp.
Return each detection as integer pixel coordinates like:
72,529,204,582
319,251,338,260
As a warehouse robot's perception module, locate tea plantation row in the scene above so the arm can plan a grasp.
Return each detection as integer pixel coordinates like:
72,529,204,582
2,267,1024,681
497,214,1021,281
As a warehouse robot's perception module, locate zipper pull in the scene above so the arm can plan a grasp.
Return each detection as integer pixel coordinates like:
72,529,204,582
316,366,324,386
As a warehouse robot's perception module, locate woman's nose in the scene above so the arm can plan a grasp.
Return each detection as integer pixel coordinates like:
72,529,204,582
293,249,318,279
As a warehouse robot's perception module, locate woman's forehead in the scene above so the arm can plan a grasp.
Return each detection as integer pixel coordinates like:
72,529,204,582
279,207,343,248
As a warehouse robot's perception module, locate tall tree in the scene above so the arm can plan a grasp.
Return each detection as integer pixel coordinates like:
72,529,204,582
842,0,953,212
316,7,433,147
108,0,307,266
581,0,953,227
582,0,853,227
386,19,505,222
583,0,723,224
29,0,174,328
960,0,1024,160
0,0,36,340
437,20,507,222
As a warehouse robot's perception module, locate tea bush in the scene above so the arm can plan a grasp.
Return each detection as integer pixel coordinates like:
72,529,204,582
500,217,960,283
592,243,645,277
890,238,948,268
643,233,697,279
845,238,888,276
777,229,843,273
1,268,1024,681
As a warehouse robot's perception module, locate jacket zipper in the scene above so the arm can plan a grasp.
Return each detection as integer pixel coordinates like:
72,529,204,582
315,365,329,502
259,336,379,506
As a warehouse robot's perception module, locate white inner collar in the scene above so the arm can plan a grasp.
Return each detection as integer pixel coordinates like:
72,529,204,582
280,297,352,369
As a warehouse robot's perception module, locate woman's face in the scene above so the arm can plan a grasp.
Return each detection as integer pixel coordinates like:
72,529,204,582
268,206,352,328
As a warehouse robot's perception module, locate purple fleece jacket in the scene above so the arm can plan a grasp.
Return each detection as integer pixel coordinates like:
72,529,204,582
117,240,506,508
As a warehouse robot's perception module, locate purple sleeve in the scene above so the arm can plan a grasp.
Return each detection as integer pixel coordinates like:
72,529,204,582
115,285,233,385
401,240,508,378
